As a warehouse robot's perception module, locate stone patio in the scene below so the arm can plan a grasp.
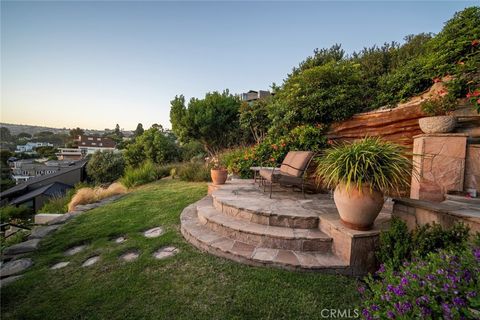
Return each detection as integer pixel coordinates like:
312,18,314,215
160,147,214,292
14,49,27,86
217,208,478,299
181,179,391,275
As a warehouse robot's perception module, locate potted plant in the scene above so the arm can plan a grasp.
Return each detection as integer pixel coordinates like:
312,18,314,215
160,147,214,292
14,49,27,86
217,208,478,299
316,137,412,231
209,155,228,185
418,94,457,134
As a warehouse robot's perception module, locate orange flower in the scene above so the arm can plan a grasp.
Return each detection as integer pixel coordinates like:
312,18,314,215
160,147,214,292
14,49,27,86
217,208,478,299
433,77,441,83
270,157,275,162
327,139,334,145
457,61,465,65
472,39,480,46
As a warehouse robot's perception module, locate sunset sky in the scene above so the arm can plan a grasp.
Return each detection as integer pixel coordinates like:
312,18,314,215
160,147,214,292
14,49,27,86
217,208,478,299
1,1,476,131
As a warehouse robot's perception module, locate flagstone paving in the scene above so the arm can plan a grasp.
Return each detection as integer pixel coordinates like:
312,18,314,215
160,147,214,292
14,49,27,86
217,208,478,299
120,250,140,262
64,245,87,256
82,256,100,267
143,227,164,238
153,246,179,260
50,262,70,270
114,236,127,244
0,258,33,278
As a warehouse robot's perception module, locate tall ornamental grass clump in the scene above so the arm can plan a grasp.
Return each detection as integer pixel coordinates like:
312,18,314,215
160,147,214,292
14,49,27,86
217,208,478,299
316,137,413,194
121,161,174,188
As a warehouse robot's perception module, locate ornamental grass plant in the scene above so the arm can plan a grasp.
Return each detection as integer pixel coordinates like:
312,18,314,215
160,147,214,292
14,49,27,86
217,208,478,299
315,137,413,195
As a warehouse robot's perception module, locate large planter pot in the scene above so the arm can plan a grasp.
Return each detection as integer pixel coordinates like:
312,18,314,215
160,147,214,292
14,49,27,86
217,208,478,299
211,168,228,185
333,184,384,231
418,115,456,134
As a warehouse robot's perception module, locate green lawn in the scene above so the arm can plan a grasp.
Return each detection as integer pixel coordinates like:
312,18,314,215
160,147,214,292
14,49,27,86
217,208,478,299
1,179,361,320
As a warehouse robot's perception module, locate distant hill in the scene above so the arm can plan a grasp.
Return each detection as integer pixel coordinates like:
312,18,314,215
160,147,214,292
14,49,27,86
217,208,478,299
0,123,112,136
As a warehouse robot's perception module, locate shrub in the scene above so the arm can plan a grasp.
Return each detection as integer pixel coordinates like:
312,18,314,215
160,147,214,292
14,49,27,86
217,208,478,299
67,182,127,212
120,161,172,188
316,137,412,195
376,217,412,270
86,150,125,185
377,219,471,270
420,95,457,116
0,205,31,223
177,161,211,182
413,222,470,258
180,141,206,162
361,247,480,319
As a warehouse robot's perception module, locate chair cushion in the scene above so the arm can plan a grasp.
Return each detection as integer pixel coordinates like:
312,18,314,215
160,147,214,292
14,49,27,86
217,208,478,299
279,151,314,177
259,168,280,182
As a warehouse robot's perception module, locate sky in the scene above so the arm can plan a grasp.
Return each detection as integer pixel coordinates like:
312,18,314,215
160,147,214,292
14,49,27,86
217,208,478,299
1,1,477,131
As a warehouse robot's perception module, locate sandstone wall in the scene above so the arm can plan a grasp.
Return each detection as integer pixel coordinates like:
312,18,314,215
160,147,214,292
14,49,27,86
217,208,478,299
465,144,480,193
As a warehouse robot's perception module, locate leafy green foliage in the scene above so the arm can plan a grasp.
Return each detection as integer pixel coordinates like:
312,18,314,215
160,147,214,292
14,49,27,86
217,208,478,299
316,137,412,195
376,217,413,270
120,161,174,188
133,123,144,137
124,127,180,167
377,219,471,270
0,149,15,191
0,205,31,223
176,161,211,182
180,140,206,162
86,150,125,185
169,90,241,155
420,94,458,116
239,98,271,143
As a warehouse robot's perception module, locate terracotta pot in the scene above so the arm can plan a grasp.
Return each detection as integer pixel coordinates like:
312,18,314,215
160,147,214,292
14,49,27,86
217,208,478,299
333,184,384,231
211,169,228,185
418,115,456,134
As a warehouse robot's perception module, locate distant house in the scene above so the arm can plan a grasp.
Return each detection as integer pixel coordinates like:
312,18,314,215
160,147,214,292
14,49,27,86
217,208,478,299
15,142,53,153
239,90,272,104
0,160,87,212
56,135,116,160
10,159,79,184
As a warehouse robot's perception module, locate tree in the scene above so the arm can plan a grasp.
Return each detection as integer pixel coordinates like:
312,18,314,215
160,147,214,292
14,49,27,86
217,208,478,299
17,132,32,139
239,98,271,143
123,127,180,167
0,127,12,142
36,146,58,160
86,150,125,184
69,127,84,140
0,149,15,191
134,123,144,137
169,90,241,156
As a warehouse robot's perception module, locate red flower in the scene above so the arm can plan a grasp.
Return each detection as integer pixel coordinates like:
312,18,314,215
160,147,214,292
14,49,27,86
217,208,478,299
327,139,334,145
270,157,275,162
281,143,286,147
467,92,472,98
433,78,441,83
472,39,480,46
473,90,480,97
438,89,447,97
271,144,278,150
477,98,480,104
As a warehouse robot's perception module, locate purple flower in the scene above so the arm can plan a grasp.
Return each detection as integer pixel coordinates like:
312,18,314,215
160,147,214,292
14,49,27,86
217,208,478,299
416,295,429,306
370,304,379,311
392,285,405,296
467,291,477,298
442,303,452,320
453,297,465,306
420,306,432,316
426,274,436,281
473,248,480,261
386,310,396,319
387,284,394,293
400,277,409,286
377,264,385,274
358,286,366,294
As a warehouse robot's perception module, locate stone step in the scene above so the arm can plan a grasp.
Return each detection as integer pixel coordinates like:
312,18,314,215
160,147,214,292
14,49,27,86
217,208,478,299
211,189,332,229
196,198,332,252
181,202,350,274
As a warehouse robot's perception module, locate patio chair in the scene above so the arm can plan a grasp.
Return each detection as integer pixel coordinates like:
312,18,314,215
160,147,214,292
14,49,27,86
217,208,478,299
259,151,315,198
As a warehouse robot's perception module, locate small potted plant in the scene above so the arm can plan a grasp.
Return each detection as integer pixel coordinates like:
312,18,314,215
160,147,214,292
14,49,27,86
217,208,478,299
418,94,457,134
316,137,412,231
209,155,228,185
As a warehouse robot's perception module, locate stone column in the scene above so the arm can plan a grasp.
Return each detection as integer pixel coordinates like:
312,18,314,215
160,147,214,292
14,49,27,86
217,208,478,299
410,133,468,202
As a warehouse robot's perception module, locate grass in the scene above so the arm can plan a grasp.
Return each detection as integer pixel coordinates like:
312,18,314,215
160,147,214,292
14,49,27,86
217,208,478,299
1,179,361,320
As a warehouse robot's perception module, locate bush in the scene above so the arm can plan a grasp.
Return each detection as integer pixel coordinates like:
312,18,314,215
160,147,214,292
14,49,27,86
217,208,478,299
180,141,206,162
177,161,211,182
376,217,413,270
121,161,173,188
420,94,458,116
361,247,480,319
0,205,31,223
377,219,471,270
86,150,125,185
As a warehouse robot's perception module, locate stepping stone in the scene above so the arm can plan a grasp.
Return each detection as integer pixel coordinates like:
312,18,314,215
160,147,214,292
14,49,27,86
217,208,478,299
3,239,41,256
114,236,126,244
50,262,70,270
120,250,139,262
143,227,164,238
153,246,179,260
64,245,87,256
0,275,23,288
28,225,61,239
82,256,100,267
0,258,33,277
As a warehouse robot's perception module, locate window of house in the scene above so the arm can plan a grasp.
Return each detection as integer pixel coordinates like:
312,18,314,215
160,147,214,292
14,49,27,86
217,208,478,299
88,137,93,141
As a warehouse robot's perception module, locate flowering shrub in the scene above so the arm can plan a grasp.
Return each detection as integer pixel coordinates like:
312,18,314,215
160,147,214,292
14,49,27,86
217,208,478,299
467,88,480,113
420,94,457,116
361,247,480,319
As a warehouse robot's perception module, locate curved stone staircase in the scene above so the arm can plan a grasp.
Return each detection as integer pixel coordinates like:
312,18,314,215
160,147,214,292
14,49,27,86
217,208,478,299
181,180,390,275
